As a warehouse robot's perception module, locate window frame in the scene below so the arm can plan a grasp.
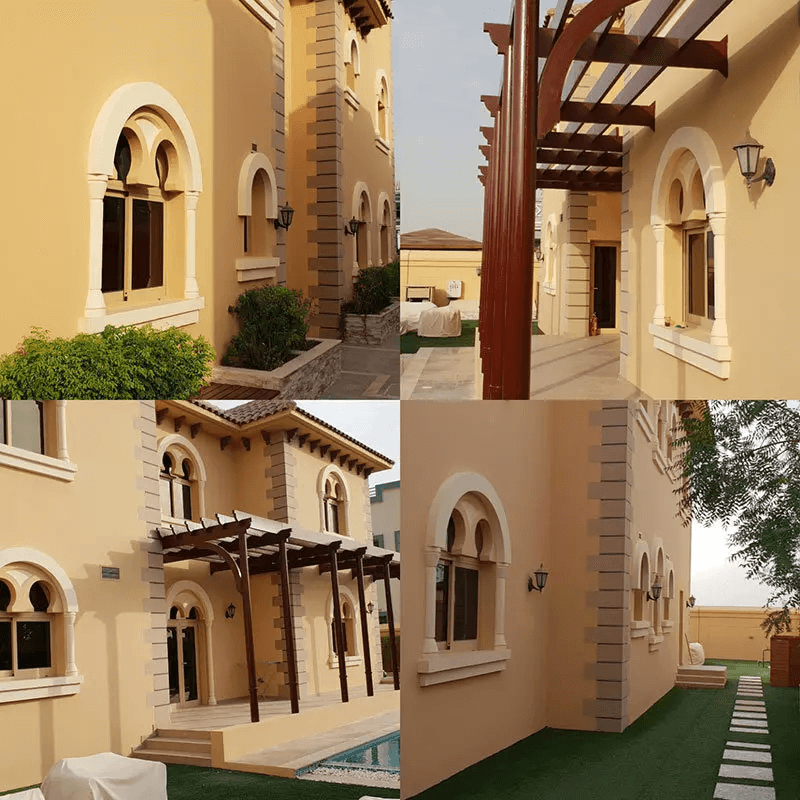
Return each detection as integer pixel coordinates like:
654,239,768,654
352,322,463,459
683,220,714,329
0,401,45,456
435,553,480,652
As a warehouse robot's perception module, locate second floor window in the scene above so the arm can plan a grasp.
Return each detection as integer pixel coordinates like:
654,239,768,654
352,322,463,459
0,401,44,455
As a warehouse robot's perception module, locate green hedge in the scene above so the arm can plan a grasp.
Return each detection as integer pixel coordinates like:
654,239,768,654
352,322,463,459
0,326,214,399
342,262,399,316
222,285,312,372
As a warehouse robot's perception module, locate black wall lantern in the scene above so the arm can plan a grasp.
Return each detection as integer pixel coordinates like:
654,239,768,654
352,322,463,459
225,603,236,619
733,131,776,187
686,594,696,609
528,563,549,593
647,578,662,602
344,217,360,236
274,203,295,230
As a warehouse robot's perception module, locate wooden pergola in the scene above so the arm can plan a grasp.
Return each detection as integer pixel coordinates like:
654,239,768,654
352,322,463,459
478,0,733,399
157,512,400,723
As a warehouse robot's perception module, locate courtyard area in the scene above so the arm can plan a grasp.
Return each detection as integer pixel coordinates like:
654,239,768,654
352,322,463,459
411,661,798,799
401,332,643,400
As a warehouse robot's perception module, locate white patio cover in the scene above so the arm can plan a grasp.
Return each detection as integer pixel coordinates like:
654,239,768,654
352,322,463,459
418,306,461,338
5,790,45,800
41,754,166,800
400,301,435,334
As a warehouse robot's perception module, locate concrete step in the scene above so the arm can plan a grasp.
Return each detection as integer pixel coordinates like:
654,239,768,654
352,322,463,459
676,665,727,689
131,748,212,767
155,728,212,740
140,736,211,754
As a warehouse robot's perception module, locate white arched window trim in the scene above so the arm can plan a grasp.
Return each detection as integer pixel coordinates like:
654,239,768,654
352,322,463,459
419,472,511,686
543,214,558,294
344,32,361,111
83,82,205,333
236,152,280,283
165,580,217,704
377,192,392,266
351,182,373,275
374,70,391,153
0,548,82,704
648,126,730,378
157,434,208,522
325,585,362,667
317,464,351,536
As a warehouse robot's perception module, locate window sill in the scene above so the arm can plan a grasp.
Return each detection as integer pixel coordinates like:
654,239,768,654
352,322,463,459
328,655,362,669
344,87,360,111
542,281,557,297
630,620,650,639
0,674,83,704
649,323,731,379
0,444,77,482
661,620,674,633
236,256,279,283
648,634,664,652
375,136,391,155
80,297,205,334
417,648,510,687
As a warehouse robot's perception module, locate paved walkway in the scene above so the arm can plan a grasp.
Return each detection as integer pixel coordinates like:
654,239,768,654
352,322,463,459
401,333,644,400
323,337,400,400
714,676,775,799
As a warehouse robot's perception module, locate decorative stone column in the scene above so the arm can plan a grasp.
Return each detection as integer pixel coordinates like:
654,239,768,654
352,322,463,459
184,190,200,299
204,620,217,705
707,212,729,346
56,401,70,461
64,611,78,676
84,175,109,318
494,563,509,650
422,546,441,655
650,222,666,326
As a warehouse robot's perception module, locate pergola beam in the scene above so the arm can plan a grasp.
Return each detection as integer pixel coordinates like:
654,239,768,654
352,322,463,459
537,148,622,167
537,178,622,192
484,22,511,54
539,130,623,152
559,100,655,129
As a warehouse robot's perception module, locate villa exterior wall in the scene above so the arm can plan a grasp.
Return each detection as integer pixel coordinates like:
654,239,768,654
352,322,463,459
400,249,483,307
689,607,800,663
0,402,157,792
621,0,800,397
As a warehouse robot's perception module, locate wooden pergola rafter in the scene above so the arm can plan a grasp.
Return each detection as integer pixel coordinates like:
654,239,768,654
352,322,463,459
477,0,734,398
158,512,400,723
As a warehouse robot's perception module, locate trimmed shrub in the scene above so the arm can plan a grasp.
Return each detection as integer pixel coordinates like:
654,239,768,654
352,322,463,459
0,326,215,399
222,285,312,372
342,265,394,316
383,261,400,298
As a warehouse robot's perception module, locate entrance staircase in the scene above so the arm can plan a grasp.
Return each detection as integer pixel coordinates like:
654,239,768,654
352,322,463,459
674,664,727,689
131,728,212,767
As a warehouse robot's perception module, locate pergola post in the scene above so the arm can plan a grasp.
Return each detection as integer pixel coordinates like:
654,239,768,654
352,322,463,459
328,543,349,703
237,531,260,723
354,548,374,697
278,533,300,714
382,556,400,690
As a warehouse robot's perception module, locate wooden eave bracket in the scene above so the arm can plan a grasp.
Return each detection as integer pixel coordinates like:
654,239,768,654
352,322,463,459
484,23,511,54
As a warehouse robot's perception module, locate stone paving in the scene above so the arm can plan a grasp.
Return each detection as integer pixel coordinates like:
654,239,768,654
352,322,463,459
322,336,400,399
714,676,776,799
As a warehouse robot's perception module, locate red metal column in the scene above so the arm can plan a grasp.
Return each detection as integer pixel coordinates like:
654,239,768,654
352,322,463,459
502,0,538,399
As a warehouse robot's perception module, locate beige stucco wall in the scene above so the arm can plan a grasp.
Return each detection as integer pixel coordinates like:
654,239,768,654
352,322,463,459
622,0,800,397
689,607,800,662
370,482,400,625
0,402,157,792
400,249,482,306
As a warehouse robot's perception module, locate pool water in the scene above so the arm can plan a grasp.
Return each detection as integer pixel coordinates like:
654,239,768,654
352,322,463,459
303,731,400,774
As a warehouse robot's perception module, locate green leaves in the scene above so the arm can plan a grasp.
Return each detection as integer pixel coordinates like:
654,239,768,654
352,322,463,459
0,326,215,399
222,286,311,372
678,401,800,615
341,263,399,316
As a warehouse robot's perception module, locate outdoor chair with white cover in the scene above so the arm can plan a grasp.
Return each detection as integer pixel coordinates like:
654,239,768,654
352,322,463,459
4,790,45,800
400,300,435,335
41,753,167,800
417,305,461,338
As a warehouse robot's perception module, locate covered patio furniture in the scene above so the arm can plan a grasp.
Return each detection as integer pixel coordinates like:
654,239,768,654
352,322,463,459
41,753,166,800
418,305,462,338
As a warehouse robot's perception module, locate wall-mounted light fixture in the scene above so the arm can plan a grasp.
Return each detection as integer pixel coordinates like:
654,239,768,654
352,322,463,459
367,602,375,615
225,603,236,619
344,217,360,236
646,577,662,602
528,564,549,593
686,595,696,609
733,131,775,187
273,203,295,230
534,245,543,262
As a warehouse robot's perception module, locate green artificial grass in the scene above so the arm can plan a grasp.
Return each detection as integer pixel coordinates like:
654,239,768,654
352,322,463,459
401,320,479,354
413,660,798,800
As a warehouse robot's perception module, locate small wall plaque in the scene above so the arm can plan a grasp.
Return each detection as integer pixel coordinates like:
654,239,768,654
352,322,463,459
101,567,120,581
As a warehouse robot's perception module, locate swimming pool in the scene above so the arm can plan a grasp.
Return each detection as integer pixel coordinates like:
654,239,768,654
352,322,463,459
301,731,400,775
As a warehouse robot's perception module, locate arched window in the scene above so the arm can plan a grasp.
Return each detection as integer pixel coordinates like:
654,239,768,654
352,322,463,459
0,550,80,699
345,35,360,95
379,198,392,266
377,76,389,141
322,472,347,535
351,184,372,278
421,473,511,685
331,596,357,657
236,151,279,283
160,448,200,521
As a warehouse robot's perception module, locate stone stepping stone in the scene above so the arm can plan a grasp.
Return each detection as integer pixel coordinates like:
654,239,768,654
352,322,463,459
731,717,768,727
734,705,766,711
723,748,772,763
727,741,771,750
733,712,768,719
730,727,769,734
718,764,774,781
735,700,765,706
714,784,775,800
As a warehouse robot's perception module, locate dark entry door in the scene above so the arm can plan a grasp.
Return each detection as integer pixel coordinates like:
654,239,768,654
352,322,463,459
593,246,617,329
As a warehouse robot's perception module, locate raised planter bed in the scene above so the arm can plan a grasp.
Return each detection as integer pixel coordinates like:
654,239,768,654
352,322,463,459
199,338,341,400
343,300,400,345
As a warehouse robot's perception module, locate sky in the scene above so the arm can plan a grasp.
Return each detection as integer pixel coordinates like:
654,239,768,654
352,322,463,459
393,0,550,241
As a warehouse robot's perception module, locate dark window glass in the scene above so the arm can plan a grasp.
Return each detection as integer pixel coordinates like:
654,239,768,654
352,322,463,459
9,401,43,454
182,459,191,479
453,567,479,641
169,606,179,620
102,196,125,293
167,626,180,701
687,232,705,317
182,625,198,702
706,231,715,321
446,517,455,552
29,582,50,612
0,621,11,671
162,453,173,474
188,607,198,620
114,134,132,183
394,530,400,552
17,621,51,670
373,534,385,549
331,617,347,655
243,216,249,253
0,401,6,445
131,200,164,290
328,500,340,534
0,581,10,612
155,145,169,190
182,483,192,521
434,562,450,642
